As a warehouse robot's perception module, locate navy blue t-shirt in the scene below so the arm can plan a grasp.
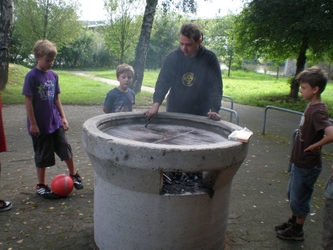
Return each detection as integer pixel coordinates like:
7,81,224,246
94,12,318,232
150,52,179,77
103,87,135,113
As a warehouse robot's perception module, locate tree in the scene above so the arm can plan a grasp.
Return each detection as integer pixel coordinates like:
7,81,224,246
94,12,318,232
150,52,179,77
235,0,333,99
146,12,185,69
131,0,158,93
56,29,94,68
204,16,237,77
57,28,113,68
11,0,81,64
0,0,14,90
131,0,198,93
104,0,143,65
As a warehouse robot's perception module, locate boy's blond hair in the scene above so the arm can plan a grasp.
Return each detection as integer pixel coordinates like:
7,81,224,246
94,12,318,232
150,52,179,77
33,40,57,59
116,64,134,78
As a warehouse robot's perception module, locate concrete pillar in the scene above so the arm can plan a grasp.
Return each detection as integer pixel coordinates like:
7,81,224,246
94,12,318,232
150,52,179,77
83,112,249,250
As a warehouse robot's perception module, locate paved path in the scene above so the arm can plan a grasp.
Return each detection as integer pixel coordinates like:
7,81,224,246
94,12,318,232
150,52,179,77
0,76,332,249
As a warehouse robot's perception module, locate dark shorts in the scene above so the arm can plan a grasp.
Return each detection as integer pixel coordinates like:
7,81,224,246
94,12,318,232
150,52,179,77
31,127,73,168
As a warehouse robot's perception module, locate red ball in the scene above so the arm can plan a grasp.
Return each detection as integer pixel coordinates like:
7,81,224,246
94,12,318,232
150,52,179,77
51,174,74,197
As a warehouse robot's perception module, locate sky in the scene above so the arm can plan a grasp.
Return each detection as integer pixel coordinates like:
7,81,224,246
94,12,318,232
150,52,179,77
77,0,244,21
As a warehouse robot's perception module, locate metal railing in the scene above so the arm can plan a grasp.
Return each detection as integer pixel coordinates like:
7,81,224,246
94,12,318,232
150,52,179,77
263,105,333,135
262,106,305,173
222,95,234,110
262,105,333,173
288,129,298,173
262,105,303,135
220,95,239,124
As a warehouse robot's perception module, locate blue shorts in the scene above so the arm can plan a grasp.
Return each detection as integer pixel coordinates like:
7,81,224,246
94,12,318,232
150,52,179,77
287,164,322,216
31,127,73,168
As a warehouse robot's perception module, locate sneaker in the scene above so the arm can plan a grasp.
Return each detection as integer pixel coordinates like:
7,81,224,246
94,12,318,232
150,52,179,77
0,200,12,212
36,184,59,199
277,227,304,241
70,171,84,190
275,221,292,231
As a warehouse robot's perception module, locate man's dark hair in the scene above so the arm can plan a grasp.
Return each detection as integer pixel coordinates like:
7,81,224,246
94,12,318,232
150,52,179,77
180,23,203,42
296,66,328,94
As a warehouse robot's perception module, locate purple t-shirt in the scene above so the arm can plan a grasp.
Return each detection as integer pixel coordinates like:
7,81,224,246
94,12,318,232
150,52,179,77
22,68,62,135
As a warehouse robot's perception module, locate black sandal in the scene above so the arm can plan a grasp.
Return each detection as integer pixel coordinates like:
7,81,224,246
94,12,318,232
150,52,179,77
0,200,12,212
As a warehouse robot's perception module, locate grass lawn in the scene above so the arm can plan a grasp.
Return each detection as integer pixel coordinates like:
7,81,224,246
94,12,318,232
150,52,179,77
90,68,333,117
2,64,333,118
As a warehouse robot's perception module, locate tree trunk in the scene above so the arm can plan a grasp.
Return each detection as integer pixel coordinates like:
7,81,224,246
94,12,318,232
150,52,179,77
227,54,232,77
0,0,14,90
289,37,309,99
131,0,158,93
43,0,50,39
276,66,279,79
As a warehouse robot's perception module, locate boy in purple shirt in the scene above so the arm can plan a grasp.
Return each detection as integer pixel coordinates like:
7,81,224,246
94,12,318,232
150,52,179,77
22,40,83,199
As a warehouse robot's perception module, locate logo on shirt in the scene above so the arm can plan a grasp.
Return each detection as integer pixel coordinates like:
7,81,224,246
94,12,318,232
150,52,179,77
182,72,195,87
38,80,55,100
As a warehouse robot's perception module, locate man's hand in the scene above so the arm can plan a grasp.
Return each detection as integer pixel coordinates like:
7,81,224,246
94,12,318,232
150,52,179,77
145,103,160,120
207,110,221,120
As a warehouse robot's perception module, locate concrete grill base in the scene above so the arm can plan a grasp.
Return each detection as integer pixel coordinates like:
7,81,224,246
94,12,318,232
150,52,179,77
82,112,249,250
